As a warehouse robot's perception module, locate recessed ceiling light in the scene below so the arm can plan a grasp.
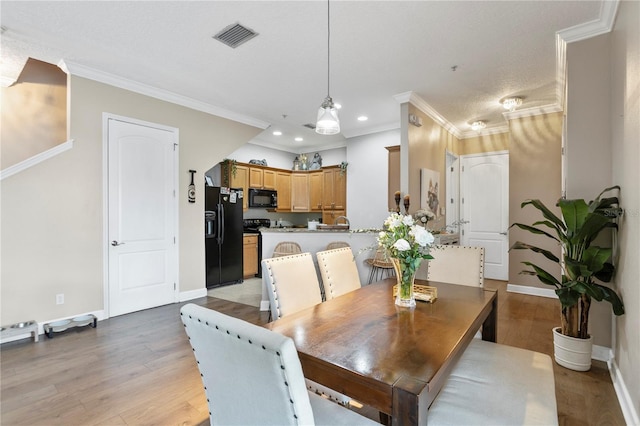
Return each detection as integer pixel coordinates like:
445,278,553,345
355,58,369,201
357,116,368,121
272,131,282,136
295,137,303,142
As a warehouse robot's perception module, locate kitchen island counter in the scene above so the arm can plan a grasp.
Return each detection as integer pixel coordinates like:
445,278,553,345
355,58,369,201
259,228,379,311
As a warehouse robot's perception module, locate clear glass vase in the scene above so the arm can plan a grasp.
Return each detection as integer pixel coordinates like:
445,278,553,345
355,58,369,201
391,257,417,307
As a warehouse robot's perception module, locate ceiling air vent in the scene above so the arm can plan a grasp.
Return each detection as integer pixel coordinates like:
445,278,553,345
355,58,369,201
303,123,316,130
213,23,258,48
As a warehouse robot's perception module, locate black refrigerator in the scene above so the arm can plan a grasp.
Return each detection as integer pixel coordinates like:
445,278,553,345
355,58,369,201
205,186,243,288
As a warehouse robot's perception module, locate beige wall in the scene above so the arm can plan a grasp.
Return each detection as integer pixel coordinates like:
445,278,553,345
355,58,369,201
0,75,262,325
458,132,509,156
565,35,617,349
507,113,563,290
609,0,640,418
406,104,456,231
1,59,67,169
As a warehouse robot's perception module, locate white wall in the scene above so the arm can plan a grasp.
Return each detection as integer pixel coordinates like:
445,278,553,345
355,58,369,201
346,129,401,229
224,142,297,170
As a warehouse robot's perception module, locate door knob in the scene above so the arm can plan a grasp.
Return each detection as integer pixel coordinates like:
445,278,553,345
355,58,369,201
111,240,125,246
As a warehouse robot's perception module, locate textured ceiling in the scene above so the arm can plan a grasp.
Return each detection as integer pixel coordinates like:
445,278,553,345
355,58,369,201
1,1,605,152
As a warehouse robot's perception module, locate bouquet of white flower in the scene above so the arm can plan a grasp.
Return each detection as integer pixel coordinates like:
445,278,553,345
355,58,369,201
378,212,435,261
378,213,435,306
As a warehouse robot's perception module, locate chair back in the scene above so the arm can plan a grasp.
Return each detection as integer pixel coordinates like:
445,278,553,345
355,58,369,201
427,245,485,287
316,247,361,300
325,241,350,250
272,241,302,258
180,304,314,425
262,253,322,320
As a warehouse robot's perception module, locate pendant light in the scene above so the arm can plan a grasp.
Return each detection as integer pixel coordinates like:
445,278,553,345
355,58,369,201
315,0,340,135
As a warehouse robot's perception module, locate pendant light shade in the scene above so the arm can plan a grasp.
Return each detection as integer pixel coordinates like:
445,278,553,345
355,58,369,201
316,96,340,135
316,0,340,135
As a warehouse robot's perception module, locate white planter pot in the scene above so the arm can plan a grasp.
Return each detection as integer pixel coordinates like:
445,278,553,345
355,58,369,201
552,327,593,371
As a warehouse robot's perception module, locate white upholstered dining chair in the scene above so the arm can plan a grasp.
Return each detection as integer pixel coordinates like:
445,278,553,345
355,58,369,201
426,245,485,287
261,253,352,407
316,247,362,300
262,253,322,320
180,304,377,425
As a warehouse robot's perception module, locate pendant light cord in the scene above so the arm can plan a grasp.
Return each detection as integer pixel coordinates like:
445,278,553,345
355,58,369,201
327,0,331,98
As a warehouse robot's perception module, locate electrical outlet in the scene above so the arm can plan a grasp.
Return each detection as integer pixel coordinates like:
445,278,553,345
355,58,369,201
56,294,64,305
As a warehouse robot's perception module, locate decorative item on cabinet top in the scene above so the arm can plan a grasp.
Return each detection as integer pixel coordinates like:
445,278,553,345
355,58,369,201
249,159,268,166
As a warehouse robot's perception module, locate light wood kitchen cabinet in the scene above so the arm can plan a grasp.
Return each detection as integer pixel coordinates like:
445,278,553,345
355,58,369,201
222,162,249,210
263,169,276,189
322,167,346,210
275,171,291,211
243,234,259,278
322,209,346,225
291,172,310,211
309,171,323,211
249,167,263,189
249,167,276,190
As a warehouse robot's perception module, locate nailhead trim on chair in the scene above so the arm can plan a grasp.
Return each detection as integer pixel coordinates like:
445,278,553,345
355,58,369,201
427,244,485,287
181,310,302,423
263,253,313,320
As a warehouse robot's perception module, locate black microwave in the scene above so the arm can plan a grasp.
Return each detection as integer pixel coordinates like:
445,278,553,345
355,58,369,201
248,188,277,208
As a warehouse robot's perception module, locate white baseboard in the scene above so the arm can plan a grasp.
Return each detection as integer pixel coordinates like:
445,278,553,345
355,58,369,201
592,344,612,363
260,300,270,312
508,284,615,364
507,283,558,298
179,288,207,302
609,358,640,426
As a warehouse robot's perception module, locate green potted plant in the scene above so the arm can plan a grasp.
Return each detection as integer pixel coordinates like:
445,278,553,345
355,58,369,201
510,186,624,371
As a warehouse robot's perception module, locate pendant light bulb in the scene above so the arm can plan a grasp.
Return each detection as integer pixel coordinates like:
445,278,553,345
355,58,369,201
316,96,340,135
316,0,340,135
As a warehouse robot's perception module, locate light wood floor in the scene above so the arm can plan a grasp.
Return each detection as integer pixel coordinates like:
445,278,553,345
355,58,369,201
0,280,625,425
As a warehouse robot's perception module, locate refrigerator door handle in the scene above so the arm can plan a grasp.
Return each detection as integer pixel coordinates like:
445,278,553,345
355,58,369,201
220,203,225,244
216,204,222,244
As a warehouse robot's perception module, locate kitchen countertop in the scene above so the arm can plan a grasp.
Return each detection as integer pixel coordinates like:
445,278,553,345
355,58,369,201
260,227,379,233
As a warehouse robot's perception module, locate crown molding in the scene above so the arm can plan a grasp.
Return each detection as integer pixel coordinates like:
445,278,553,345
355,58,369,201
247,138,347,155
503,104,563,121
394,91,463,139
554,0,620,110
459,125,510,140
342,121,400,139
59,60,270,130
557,0,620,43
1,139,74,181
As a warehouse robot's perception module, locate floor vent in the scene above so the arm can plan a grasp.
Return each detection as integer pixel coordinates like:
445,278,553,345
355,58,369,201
213,23,258,48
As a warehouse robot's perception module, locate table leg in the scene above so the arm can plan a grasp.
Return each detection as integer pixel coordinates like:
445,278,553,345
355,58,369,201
482,295,497,342
392,377,428,426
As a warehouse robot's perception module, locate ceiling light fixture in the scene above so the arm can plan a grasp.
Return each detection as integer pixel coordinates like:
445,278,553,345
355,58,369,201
471,120,486,131
357,116,368,121
502,97,523,112
315,0,340,135
272,130,282,136
295,137,303,142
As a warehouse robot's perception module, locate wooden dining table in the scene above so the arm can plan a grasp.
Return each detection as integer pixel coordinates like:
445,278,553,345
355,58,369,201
264,278,497,425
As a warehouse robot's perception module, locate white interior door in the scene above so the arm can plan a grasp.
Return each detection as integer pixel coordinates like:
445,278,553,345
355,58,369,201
107,117,178,317
445,151,459,229
460,152,509,280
